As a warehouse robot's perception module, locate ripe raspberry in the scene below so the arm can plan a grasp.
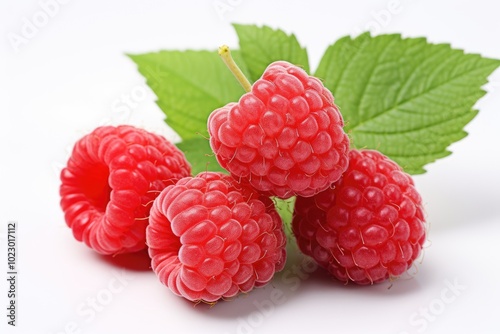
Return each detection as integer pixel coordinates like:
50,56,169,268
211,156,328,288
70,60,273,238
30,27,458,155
292,149,426,284
59,125,191,255
209,54,350,199
146,172,287,303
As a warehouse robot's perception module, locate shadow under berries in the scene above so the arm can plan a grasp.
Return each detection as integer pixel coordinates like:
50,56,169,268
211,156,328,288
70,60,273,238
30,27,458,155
93,248,152,272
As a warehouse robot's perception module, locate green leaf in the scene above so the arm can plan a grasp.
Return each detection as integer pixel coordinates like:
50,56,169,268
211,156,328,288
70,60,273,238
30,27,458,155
273,197,296,231
233,24,309,81
128,50,249,140
315,33,500,174
176,138,226,175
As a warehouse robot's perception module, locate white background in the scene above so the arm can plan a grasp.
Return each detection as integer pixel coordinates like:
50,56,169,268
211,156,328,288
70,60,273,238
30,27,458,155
2,0,500,333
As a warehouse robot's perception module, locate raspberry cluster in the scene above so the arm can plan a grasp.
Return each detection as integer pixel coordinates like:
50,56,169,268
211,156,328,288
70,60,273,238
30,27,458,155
59,126,287,303
59,53,427,304
207,51,427,286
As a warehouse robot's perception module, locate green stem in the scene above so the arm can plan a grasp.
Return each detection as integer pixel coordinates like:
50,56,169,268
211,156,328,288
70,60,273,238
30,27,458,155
218,45,252,93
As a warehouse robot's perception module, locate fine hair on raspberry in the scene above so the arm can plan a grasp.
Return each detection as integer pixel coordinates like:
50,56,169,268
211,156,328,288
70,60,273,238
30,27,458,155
59,125,191,255
146,172,287,303
292,149,426,285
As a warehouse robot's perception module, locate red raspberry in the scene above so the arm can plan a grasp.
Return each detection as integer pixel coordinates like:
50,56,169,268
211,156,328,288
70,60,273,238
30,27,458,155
59,125,191,255
292,149,426,284
208,61,350,199
146,172,287,303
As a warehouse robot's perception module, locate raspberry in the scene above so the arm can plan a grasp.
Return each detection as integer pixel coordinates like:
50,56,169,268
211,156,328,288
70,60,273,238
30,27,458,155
146,172,287,303
292,149,426,284
59,125,191,255
209,48,350,198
